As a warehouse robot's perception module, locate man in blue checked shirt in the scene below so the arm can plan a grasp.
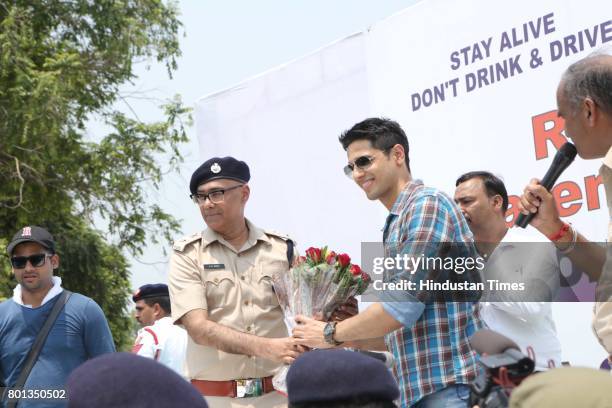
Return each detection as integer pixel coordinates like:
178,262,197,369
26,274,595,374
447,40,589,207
293,117,483,408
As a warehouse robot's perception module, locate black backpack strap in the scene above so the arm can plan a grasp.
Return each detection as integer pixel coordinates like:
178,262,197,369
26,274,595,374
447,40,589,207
5,290,72,408
286,239,294,266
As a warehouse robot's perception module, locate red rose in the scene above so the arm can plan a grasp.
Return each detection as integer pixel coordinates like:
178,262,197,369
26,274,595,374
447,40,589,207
361,272,371,283
349,264,362,276
336,253,351,268
326,251,337,265
305,247,322,264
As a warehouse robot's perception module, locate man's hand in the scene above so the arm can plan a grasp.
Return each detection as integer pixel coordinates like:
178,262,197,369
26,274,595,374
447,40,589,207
517,178,605,281
182,309,307,363
292,315,333,349
518,178,564,236
259,337,306,365
329,296,358,322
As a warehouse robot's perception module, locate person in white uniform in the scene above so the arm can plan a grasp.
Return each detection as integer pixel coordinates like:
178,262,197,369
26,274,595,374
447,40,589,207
132,283,188,377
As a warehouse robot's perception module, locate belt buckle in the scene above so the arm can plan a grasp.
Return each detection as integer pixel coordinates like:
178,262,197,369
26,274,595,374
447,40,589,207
235,378,263,398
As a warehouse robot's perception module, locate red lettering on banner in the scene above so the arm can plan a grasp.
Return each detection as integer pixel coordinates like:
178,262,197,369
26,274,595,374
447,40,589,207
584,175,603,211
552,181,582,216
529,108,605,218
506,176,603,226
532,110,567,160
505,195,520,227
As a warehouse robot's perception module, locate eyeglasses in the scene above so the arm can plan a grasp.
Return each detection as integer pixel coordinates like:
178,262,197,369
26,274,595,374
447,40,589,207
190,184,244,205
343,155,377,178
11,253,52,269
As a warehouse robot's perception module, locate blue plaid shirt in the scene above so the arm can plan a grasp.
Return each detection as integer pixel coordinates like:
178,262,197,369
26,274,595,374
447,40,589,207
381,180,483,407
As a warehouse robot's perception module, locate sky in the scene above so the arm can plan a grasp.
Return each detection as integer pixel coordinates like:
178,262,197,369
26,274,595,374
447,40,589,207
120,0,422,290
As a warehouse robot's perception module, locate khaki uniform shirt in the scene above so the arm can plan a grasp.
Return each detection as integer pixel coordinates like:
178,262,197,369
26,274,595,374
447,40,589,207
593,146,612,355
169,219,292,380
509,367,612,407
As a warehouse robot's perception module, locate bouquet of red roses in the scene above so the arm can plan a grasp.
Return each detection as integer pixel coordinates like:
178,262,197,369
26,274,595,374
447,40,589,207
272,246,371,331
271,246,371,394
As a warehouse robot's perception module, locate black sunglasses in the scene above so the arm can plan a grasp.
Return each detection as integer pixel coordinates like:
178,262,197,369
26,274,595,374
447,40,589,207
343,155,377,178
11,253,52,269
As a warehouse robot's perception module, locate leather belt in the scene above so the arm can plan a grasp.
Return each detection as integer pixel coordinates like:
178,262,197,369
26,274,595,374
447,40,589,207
191,377,275,398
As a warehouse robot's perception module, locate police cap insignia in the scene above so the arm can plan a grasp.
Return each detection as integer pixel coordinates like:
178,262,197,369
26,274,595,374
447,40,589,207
189,156,250,194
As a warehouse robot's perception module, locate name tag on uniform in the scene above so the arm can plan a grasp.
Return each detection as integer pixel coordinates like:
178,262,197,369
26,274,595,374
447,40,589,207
204,263,225,270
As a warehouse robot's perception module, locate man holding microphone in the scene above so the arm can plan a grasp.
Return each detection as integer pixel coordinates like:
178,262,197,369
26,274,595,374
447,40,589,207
508,51,612,407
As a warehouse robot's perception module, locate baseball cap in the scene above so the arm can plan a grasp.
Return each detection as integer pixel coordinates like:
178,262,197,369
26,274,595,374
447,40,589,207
7,226,56,256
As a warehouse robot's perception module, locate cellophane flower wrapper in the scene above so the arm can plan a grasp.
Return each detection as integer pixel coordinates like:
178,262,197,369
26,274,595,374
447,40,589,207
271,247,371,395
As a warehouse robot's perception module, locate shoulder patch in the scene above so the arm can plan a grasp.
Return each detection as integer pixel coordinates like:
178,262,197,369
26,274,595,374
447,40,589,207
172,233,201,252
264,229,293,243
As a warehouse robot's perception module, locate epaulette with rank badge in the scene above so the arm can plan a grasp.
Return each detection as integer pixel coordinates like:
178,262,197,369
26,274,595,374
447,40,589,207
172,232,201,252
264,230,297,266
263,229,293,242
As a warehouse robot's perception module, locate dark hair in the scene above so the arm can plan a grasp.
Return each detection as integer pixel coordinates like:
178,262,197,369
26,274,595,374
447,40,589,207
144,296,171,315
339,117,410,173
290,399,396,408
562,53,612,116
456,171,509,213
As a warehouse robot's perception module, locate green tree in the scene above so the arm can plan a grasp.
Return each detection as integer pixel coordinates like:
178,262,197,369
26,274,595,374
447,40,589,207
0,0,190,350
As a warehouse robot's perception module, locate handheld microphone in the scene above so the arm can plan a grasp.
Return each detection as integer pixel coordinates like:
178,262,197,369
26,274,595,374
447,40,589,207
515,142,577,228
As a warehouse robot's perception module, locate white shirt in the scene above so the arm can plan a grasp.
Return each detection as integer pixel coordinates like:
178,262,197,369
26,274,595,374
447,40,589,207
480,226,563,371
133,316,188,377
13,276,64,308
593,146,612,355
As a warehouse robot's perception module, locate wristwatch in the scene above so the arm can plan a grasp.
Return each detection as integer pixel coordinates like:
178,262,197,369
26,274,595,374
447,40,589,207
323,321,343,346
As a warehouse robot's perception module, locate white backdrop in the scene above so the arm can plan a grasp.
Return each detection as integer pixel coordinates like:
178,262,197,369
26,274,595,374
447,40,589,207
195,0,612,367
195,33,384,258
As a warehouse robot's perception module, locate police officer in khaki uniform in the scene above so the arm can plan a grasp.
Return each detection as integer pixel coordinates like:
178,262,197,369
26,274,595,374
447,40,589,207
169,156,302,408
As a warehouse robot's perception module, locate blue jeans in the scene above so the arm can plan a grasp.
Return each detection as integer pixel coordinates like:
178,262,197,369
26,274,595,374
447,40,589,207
413,384,470,408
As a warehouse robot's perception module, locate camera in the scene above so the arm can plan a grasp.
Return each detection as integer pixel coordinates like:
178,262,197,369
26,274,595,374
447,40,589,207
469,330,535,408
